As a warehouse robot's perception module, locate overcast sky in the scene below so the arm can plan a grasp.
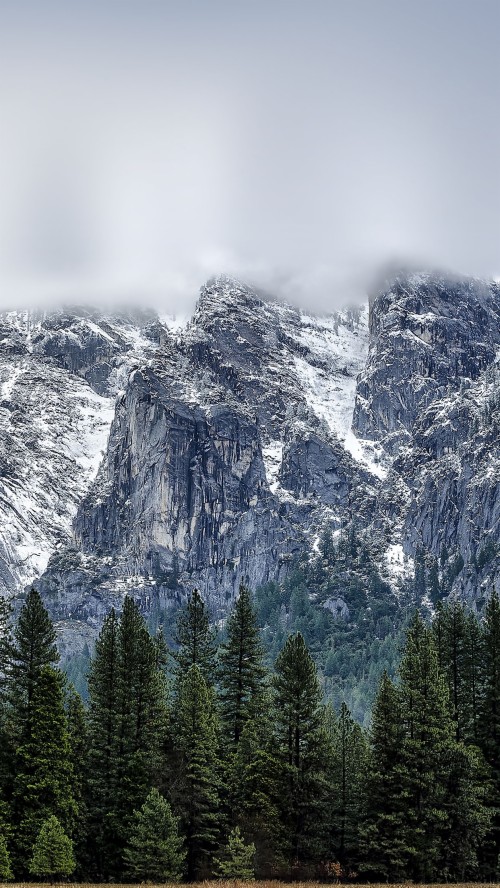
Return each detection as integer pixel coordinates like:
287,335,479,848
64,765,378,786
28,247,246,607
0,0,499,313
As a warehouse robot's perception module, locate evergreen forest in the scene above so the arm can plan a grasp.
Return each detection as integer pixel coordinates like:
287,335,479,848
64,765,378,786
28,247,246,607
1,579,500,883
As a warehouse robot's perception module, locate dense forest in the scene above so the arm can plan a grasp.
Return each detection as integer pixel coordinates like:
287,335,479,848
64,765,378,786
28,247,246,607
1,574,500,883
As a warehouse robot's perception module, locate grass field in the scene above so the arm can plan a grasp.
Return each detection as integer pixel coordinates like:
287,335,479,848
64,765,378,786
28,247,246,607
7,882,500,888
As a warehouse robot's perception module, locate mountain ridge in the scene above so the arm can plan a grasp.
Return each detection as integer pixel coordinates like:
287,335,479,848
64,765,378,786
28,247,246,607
0,271,497,667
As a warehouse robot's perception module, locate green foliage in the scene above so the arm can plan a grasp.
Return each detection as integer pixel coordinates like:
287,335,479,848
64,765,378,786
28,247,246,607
11,665,76,868
272,633,329,866
28,815,75,879
0,835,12,881
215,826,255,880
173,664,221,880
6,587,58,740
218,583,266,745
326,701,368,866
478,590,500,875
174,589,217,683
227,706,284,876
359,672,409,880
1,569,499,882
86,598,168,878
123,788,185,882
254,524,411,723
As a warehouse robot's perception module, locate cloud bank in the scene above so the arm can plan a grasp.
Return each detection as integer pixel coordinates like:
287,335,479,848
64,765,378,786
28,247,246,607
0,0,499,314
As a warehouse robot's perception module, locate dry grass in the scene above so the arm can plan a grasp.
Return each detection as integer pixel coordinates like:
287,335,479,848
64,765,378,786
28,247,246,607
7,882,500,888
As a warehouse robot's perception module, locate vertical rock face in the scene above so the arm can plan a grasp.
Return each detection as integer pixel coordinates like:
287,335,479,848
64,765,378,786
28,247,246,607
353,273,500,452
34,276,374,633
74,365,299,609
352,272,500,600
0,270,499,649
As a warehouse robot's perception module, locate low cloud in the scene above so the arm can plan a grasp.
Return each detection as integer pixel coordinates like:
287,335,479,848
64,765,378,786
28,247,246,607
0,0,498,315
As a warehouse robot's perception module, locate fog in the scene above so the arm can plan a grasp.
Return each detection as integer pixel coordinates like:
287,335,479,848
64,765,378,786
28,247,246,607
0,0,499,314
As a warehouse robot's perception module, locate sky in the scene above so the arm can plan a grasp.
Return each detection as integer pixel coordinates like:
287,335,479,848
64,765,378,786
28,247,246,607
0,0,499,314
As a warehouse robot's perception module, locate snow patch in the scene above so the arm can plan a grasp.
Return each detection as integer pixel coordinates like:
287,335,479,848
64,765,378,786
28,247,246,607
262,440,283,493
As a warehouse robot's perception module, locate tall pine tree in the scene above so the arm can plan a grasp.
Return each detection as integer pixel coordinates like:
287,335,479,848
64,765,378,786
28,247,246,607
6,588,58,741
173,664,221,880
359,671,411,880
272,633,329,871
86,599,167,878
11,666,76,871
174,590,216,683
326,701,367,869
219,584,266,746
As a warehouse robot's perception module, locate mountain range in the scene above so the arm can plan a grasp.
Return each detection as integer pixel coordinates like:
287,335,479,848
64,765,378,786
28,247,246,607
1,271,499,678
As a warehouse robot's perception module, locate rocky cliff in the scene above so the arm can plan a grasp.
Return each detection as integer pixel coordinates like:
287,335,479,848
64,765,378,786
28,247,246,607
0,271,498,653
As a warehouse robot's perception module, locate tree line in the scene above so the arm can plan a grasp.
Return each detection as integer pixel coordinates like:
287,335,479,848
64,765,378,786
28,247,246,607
1,585,500,882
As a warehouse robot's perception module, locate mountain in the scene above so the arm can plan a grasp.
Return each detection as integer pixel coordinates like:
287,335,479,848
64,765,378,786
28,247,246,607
1,272,499,688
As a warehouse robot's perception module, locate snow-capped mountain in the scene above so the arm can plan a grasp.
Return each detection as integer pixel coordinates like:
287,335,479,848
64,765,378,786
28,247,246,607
1,272,499,653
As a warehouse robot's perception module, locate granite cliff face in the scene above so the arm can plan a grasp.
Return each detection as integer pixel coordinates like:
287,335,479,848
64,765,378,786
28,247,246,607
0,271,499,652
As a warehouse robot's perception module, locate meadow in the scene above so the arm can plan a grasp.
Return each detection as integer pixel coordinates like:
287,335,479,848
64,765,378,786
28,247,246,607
7,882,500,888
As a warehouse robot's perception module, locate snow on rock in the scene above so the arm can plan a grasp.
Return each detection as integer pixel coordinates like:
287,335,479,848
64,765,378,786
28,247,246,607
0,308,161,596
261,440,283,493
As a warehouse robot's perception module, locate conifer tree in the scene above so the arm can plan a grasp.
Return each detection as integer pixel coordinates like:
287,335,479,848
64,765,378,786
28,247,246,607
228,695,284,875
113,597,167,817
219,584,266,745
272,633,329,869
432,599,470,741
174,590,216,682
123,788,185,882
437,740,490,880
0,835,12,881
464,609,483,744
11,666,76,870
87,599,167,878
173,664,221,879
29,815,75,880
6,588,58,740
479,590,500,874
215,826,256,879
66,687,88,874
86,608,119,876
358,672,410,880
398,612,454,881
326,701,367,867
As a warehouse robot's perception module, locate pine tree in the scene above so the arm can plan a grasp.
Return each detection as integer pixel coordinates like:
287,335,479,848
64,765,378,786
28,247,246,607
479,590,500,875
219,584,266,746
215,826,256,879
123,788,185,882
86,599,168,878
66,686,88,875
437,741,490,880
228,694,284,876
358,672,411,880
113,597,167,821
432,599,470,741
174,590,216,682
0,835,12,881
398,612,454,881
86,608,119,877
326,702,367,868
272,633,329,870
29,815,75,880
5,588,58,741
173,664,221,880
11,666,76,870
464,609,483,744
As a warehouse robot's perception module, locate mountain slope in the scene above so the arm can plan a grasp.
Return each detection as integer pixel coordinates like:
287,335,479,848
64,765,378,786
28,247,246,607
0,271,498,663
